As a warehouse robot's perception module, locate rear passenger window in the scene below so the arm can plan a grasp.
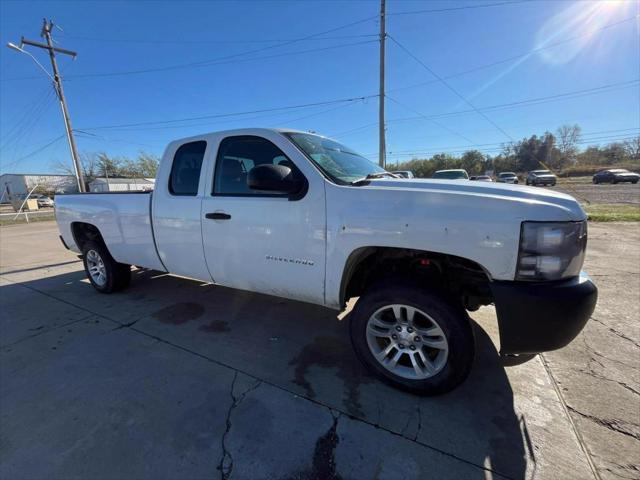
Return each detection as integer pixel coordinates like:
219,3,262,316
213,136,300,195
169,141,206,196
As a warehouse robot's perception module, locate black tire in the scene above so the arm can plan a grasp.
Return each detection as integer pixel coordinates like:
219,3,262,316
349,281,475,395
633,180,638,184
82,241,131,293
593,178,598,184
613,180,618,184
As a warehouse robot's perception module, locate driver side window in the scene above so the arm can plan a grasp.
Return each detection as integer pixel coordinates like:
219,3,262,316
213,136,301,196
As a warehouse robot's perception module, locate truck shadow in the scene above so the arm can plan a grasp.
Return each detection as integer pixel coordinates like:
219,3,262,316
2,268,529,479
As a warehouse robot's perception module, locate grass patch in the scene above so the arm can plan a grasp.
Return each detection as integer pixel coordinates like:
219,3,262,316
0,213,55,226
584,204,640,222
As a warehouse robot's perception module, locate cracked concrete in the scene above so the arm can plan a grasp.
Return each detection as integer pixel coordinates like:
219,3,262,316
543,223,640,480
219,372,263,479
1,221,638,479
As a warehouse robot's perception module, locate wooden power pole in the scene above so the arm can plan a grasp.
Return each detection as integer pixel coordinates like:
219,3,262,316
378,0,386,169
18,19,85,192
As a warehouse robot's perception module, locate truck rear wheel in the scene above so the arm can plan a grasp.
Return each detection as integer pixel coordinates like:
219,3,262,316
82,241,131,293
349,281,474,395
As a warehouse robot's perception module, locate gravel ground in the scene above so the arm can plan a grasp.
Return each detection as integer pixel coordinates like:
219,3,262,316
555,182,640,205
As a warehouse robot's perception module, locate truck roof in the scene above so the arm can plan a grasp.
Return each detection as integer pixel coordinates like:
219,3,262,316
168,128,326,147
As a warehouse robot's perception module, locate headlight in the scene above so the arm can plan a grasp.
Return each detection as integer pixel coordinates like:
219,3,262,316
516,221,587,281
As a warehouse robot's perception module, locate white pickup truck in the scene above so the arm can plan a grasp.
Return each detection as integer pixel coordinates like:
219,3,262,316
56,128,597,394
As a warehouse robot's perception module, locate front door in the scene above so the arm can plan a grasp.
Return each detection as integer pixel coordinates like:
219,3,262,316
201,132,326,305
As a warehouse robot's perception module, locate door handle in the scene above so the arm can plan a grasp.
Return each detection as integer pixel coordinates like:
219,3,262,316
205,212,231,220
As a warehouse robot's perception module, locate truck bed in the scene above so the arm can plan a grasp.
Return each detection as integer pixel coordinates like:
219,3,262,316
55,192,165,271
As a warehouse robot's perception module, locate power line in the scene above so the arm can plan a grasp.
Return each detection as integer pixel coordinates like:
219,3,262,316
387,15,638,95
385,132,640,158
271,102,358,126
389,128,640,154
74,130,163,149
329,121,379,138
37,16,377,81
336,79,638,141
389,0,528,16
385,80,639,125
2,90,57,164
78,95,378,131
386,96,477,144
55,33,378,45
1,134,66,170
65,39,377,79
388,34,515,141
0,86,54,151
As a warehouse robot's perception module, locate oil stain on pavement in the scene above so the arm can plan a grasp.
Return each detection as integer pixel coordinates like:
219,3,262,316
289,336,374,417
152,302,205,325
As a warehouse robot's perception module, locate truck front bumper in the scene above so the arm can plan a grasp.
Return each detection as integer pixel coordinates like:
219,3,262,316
490,272,597,355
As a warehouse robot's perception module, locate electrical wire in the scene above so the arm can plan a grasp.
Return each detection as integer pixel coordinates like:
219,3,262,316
386,96,477,144
384,132,640,158
0,134,66,171
388,34,515,141
389,0,528,16
78,95,377,131
387,15,638,95
55,33,378,45
0,86,55,151
65,39,377,79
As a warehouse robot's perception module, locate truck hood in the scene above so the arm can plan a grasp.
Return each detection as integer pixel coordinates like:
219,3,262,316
361,178,586,220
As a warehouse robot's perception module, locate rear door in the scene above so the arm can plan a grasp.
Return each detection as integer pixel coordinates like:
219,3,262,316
152,138,212,281
201,131,326,305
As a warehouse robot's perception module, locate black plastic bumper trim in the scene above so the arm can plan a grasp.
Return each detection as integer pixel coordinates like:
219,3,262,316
59,235,69,250
491,272,597,355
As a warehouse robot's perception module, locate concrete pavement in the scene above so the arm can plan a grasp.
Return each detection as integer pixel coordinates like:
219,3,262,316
1,221,637,479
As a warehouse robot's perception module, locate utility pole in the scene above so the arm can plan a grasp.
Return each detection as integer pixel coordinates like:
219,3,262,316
11,19,85,192
378,0,386,169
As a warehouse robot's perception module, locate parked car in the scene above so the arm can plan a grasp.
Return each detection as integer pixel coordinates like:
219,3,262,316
526,170,557,186
497,172,519,184
56,128,597,395
27,194,54,207
432,169,469,180
592,169,639,184
391,170,414,179
470,175,492,182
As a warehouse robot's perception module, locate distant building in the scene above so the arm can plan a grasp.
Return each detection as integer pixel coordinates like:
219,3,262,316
88,177,155,193
0,173,78,202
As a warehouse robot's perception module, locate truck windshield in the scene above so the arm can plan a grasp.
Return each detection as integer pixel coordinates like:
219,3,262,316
286,132,386,184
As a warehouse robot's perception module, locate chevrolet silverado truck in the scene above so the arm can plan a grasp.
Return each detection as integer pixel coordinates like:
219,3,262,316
56,128,597,395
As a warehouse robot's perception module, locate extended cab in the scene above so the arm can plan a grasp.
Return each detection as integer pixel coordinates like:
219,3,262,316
56,129,597,394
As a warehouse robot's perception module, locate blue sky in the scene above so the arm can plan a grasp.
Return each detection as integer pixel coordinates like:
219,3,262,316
1,0,638,174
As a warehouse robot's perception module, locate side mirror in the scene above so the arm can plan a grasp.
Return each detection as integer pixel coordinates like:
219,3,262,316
247,164,303,194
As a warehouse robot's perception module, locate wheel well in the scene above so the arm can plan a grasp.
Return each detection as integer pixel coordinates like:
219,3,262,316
340,247,493,311
71,222,106,252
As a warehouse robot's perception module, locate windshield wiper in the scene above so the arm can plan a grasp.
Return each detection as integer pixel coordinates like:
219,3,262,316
350,172,398,185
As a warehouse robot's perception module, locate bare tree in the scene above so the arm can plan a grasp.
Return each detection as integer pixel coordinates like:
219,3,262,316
623,136,640,161
52,153,99,188
556,124,582,168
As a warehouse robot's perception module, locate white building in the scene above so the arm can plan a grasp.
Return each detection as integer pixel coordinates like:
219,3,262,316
0,173,78,201
88,177,155,193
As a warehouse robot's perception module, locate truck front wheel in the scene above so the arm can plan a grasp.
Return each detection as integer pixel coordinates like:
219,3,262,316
82,241,131,293
349,282,474,395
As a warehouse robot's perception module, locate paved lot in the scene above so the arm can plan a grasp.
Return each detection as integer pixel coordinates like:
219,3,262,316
0,221,638,480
